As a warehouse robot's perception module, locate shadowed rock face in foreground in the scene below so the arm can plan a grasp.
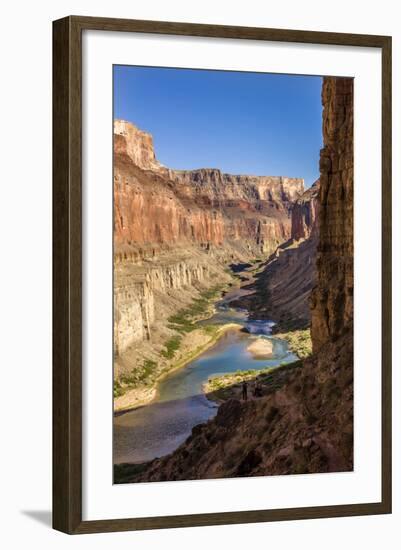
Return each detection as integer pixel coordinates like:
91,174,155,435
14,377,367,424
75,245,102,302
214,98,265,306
311,77,354,352
123,76,354,482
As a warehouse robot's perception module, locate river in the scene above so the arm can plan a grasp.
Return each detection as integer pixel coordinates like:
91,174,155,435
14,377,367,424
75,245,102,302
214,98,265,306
113,279,297,465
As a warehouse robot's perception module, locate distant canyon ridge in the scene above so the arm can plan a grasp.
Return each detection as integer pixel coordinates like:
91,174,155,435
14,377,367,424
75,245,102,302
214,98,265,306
113,119,317,371
114,118,305,259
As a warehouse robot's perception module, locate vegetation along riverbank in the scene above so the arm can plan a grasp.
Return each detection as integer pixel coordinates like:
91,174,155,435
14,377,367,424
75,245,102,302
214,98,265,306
114,283,241,412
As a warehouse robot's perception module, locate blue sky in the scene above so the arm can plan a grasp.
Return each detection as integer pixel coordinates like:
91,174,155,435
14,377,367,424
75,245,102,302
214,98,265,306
114,66,323,187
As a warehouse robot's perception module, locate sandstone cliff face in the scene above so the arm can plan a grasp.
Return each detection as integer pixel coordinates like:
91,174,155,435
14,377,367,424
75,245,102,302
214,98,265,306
114,120,303,256
291,179,320,240
114,250,221,357
168,168,303,203
129,76,354,482
114,279,154,355
238,181,319,330
114,155,226,251
310,78,353,352
114,119,163,171
248,237,317,330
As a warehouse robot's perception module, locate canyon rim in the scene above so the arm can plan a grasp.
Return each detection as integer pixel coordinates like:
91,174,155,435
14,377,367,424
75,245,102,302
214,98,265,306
112,67,353,483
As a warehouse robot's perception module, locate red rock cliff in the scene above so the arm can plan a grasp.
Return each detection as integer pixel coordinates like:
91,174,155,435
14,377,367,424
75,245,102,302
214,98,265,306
240,181,319,330
114,120,304,258
291,179,320,240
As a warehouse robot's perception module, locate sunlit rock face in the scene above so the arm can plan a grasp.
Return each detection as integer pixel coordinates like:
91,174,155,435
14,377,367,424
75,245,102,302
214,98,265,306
236,181,319,330
114,119,163,172
113,251,219,355
114,119,303,256
291,179,320,241
167,168,304,203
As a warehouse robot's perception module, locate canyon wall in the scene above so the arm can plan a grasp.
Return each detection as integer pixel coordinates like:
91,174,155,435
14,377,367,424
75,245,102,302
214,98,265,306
310,78,353,352
130,76,354,482
242,181,319,330
168,169,303,202
114,155,226,252
114,279,154,355
114,120,304,358
291,179,319,240
114,120,303,256
114,119,163,172
114,251,219,357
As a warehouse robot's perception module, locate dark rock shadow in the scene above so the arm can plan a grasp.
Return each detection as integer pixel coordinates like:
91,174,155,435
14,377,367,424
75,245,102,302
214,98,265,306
228,262,252,273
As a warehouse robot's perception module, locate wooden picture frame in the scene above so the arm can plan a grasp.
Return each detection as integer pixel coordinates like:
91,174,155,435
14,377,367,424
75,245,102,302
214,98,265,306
53,15,392,534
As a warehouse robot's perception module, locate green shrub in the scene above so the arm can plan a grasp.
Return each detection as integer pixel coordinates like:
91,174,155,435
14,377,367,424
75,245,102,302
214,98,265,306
161,335,182,359
275,329,312,359
202,324,219,335
113,380,124,398
167,286,224,333
137,359,157,383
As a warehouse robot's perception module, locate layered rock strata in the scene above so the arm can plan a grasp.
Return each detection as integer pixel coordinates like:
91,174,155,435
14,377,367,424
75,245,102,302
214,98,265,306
236,180,319,329
114,120,303,256
291,179,320,241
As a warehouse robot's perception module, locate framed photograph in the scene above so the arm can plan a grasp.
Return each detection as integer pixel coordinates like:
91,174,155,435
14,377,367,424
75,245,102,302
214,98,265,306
53,16,392,534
